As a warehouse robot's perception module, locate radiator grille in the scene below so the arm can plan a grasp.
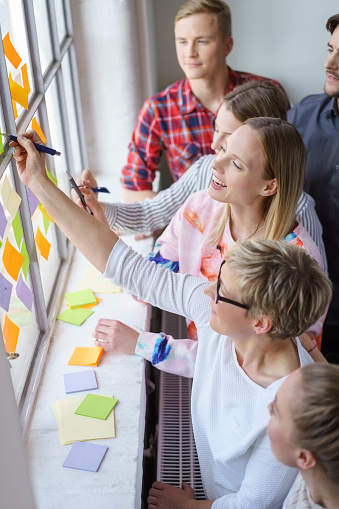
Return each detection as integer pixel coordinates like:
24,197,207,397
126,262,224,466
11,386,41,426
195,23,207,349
157,311,205,500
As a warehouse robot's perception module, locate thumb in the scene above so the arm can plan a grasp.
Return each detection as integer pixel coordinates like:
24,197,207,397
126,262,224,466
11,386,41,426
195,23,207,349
17,134,40,158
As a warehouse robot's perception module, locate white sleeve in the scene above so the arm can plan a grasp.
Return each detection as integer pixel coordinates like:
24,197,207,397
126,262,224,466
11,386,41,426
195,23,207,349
103,239,210,327
212,433,298,509
104,155,213,234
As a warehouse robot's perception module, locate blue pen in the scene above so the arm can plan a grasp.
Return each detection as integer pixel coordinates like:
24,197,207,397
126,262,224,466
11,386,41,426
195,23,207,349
91,187,110,193
0,132,61,156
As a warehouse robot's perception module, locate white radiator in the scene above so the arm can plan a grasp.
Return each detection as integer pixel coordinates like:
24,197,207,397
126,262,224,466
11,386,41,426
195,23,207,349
156,311,205,500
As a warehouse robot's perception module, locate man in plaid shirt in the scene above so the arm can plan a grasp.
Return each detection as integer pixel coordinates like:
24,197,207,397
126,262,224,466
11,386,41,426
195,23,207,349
121,0,288,202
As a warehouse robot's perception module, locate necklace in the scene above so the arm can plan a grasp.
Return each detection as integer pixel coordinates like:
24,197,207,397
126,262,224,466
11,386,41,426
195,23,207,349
230,217,265,241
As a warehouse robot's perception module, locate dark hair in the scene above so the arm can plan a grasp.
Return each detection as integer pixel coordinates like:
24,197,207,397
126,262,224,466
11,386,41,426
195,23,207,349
326,14,339,34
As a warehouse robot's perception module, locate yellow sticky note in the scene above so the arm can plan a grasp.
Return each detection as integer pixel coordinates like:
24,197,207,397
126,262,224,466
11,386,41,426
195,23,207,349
9,73,29,110
2,238,25,281
12,98,18,119
2,33,22,69
68,346,104,367
35,226,51,260
31,117,46,143
38,203,54,223
1,175,21,217
3,314,20,354
21,63,30,93
76,265,122,293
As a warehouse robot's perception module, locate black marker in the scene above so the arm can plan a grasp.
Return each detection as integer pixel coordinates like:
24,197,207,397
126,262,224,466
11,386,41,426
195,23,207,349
66,171,93,215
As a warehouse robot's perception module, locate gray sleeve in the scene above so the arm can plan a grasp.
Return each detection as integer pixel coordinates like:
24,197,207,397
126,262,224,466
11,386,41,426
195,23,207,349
296,192,328,274
104,155,214,234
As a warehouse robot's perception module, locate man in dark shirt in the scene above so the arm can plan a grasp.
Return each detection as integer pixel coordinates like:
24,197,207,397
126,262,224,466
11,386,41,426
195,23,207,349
287,13,339,362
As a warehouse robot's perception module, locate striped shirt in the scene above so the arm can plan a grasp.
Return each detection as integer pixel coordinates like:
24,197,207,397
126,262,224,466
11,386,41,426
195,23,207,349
121,68,287,190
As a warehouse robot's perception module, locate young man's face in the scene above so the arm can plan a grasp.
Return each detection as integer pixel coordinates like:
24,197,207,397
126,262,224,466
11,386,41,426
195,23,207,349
174,12,232,82
324,24,339,99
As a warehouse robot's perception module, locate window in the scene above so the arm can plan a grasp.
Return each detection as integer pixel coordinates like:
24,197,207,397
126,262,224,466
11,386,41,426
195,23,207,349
0,0,86,416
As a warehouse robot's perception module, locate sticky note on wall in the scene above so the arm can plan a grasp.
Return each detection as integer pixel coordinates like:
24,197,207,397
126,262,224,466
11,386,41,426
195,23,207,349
35,226,51,260
2,33,22,69
3,314,20,354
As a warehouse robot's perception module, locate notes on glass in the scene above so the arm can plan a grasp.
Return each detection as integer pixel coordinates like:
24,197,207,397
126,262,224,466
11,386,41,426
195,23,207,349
3,314,20,354
35,226,51,260
3,238,25,281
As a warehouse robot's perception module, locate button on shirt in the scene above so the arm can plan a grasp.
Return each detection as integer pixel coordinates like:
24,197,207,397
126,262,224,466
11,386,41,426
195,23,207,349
121,67,287,191
287,94,339,325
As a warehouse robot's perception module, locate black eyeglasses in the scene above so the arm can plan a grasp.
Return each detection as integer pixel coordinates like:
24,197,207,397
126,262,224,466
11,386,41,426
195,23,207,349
215,260,250,310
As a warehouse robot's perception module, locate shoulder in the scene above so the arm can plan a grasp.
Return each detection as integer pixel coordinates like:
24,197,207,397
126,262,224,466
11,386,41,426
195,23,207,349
286,225,323,270
229,67,285,89
149,79,187,104
283,473,320,509
287,94,331,121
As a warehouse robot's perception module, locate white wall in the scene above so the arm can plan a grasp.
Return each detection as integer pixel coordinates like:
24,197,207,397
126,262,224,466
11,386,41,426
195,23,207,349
152,0,339,105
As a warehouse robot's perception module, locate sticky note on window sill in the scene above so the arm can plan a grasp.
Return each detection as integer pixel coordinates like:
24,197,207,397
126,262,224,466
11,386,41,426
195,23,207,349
65,288,97,308
57,307,94,326
63,370,98,394
75,393,118,420
68,346,104,367
62,441,108,472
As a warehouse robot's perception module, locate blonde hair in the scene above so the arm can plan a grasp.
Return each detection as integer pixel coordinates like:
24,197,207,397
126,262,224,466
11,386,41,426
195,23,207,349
175,0,232,39
292,364,339,484
211,117,305,247
226,240,332,339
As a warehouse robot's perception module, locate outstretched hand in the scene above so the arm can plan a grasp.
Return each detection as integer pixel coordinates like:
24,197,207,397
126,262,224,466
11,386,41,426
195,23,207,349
148,481,195,509
93,319,139,354
11,130,47,187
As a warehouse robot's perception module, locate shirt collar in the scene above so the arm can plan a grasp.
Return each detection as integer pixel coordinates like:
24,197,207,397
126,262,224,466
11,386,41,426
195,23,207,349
321,96,338,117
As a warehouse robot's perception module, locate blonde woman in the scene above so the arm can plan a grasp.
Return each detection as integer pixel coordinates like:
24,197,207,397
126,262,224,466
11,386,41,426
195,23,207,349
12,131,332,508
268,363,339,509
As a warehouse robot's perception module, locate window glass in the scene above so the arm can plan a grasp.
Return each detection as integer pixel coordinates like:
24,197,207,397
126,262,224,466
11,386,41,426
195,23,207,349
32,0,53,73
55,0,67,44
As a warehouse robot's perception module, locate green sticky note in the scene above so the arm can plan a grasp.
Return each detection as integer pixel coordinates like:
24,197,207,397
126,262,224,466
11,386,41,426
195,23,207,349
65,289,97,308
20,239,30,279
75,394,118,420
46,168,58,186
42,213,50,235
57,307,94,325
12,211,23,248
0,133,3,154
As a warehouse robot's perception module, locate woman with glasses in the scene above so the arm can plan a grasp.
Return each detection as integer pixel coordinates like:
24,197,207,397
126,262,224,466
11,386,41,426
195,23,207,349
268,363,339,509
13,129,331,509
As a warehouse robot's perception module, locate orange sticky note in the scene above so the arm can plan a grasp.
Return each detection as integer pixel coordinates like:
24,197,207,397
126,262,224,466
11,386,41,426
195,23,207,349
3,314,20,354
66,297,102,310
35,226,51,260
68,346,104,367
9,72,29,110
31,118,46,143
2,33,22,69
38,203,54,223
21,63,30,93
2,238,25,281
12,98,18,119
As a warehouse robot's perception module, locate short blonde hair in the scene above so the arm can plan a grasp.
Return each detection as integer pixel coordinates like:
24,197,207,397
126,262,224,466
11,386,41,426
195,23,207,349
226,240,332,339
292,364,339,484
175,0,232,39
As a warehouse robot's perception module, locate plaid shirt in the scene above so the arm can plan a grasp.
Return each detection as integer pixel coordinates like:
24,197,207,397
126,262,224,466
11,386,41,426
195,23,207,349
121,67,287,191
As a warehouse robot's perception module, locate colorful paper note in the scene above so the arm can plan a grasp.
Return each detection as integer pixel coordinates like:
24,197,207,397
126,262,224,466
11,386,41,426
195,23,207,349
75,393,118,420
66,297,102,310
31,118,46,143
3,314,20,354
16,273,33,311
21,63,30,93
26,187,39,216
1,175,21,218
57,307,94,326
9,72,29,109
0,201,8,238
3,238,25,281
20,239,30,279
3,33,22,69
63,370,98,394
35,226,51,260
53,394,116,445
62,441,108,472
76,265,122,293
0,133,3,155
38,203,54,223
0,273,13,312
12,211,23,248
42,213,50,235
65,289,97,308
46,168,58,186
67,346,104,366
12,98,18,119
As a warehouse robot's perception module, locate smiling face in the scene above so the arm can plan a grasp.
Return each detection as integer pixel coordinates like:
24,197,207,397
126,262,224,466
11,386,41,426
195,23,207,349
267,369,302,467
208,124,276,206
175,12,231,81
324,24,339,100
203,261,252,338
211,104,243,155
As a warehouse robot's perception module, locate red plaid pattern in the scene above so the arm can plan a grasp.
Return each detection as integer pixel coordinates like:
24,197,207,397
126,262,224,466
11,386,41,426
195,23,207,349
121,67,287,191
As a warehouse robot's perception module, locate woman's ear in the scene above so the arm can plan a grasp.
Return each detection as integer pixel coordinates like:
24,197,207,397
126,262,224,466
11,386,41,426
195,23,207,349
261,178,278,197
252,315,273,335
296,449,317,471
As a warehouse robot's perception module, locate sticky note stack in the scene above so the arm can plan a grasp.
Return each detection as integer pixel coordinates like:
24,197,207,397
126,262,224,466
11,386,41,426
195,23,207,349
68,346,104,367
57,289,99,325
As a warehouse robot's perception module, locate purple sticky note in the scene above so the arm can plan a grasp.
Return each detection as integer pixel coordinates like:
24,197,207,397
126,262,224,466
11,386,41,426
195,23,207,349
16,273,34,311
62,441,108,472
0,273,13,312
0,201,7,238
63,370,98,394
26,187,40,217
